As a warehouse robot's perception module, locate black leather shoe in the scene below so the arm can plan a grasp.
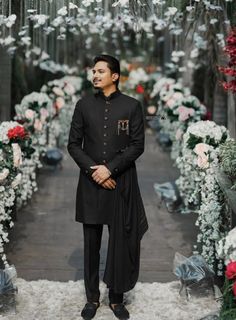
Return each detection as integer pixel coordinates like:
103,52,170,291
109,303,130,320
81,302,100,320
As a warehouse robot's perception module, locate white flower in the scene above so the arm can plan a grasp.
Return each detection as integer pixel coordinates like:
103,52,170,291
0,169,10,183
52,87,65,97
57,6,67,16
25,109,35,120
11,173,22,189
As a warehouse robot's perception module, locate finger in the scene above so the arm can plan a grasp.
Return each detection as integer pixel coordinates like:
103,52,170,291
102,182,110,189
90,165,99,169
109,179,116,186
106,180,115,189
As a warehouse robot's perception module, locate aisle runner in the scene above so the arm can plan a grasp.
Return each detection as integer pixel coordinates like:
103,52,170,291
1,279,219,320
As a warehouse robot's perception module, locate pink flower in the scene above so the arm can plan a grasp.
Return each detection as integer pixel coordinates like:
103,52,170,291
55,97,65,110
34,119,43,131
166,98,176,109
25,109,35,120
177,106,195,121
175,128,183,140
12,143,22,167
194,143,210,169
147,105,157,115
40,108,49,123
194,143,210,156
197,155,209,169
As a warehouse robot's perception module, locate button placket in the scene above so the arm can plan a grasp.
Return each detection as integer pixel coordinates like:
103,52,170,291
102,99,110,163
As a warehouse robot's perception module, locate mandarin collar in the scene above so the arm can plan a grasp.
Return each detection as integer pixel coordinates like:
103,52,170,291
94,88,121,100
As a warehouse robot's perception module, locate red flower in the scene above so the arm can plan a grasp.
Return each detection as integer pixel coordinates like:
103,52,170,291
233,282,236,297
136,84,145,94
225,261,236,280
221,80,236,92
7,125,28,140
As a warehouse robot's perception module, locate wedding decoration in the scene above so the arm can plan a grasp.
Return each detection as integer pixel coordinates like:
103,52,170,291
218,28,236,93
176,121,229,275
41,76,82,147
14,92,53,147
14,92,53,205
218,260,236,320
217,227,236,265
0,121,32,266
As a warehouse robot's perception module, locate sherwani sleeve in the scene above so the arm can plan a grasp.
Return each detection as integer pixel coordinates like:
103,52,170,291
67,100,97,177
106,101,145,177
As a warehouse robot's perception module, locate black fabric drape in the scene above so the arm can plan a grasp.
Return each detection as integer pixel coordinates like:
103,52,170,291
103,164,148,293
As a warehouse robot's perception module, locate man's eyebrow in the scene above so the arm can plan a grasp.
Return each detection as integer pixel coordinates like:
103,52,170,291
92,68,105,72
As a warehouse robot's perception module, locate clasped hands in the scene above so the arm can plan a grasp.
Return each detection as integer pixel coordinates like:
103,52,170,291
90,165,116,190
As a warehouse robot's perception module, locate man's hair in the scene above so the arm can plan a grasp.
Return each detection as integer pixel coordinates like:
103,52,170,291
93,54,120,88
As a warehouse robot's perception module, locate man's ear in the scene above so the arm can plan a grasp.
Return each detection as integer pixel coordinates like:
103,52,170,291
112,73,119,82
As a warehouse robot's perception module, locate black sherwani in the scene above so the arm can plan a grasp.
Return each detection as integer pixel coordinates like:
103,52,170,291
67,88,148,293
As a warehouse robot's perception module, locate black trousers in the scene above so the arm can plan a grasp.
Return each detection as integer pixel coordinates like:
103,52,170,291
83,223,124,304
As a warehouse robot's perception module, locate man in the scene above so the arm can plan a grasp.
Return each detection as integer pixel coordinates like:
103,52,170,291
67,54,148,320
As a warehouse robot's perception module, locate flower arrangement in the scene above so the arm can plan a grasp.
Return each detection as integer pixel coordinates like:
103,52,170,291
0,121,32,266
176,121,229,275
14,92,53,205
219,260,236,319
217,227,236,265
218,28,236,93
41,76,82,147
14,92,53,150
153,77,206,160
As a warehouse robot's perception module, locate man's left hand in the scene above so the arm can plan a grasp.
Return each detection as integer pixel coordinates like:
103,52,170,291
90,165,111,184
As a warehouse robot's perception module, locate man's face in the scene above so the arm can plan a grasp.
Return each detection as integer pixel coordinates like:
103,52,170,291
92,61,119,90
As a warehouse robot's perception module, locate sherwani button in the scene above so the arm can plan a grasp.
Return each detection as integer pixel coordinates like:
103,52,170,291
104,117,108,120
105,109,108,112
104,133,107,137
103,151,106,154
102,159,106,163
104,125,107,129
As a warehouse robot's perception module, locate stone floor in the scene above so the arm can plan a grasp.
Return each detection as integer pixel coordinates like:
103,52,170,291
6,130,198,283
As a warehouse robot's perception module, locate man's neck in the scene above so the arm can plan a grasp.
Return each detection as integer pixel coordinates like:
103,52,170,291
102,86,118,97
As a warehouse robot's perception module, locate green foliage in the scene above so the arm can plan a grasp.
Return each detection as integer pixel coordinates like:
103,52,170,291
187,133,203,149
219,278,236,320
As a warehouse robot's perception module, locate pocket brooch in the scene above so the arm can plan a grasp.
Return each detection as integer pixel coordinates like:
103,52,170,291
117,120,129,135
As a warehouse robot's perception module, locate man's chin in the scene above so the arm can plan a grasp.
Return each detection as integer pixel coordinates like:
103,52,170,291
93,83,103,89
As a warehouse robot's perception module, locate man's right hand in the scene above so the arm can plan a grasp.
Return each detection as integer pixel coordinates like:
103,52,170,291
101,177,116,189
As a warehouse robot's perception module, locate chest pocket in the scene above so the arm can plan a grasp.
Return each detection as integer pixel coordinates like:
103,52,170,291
114,119,130,151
